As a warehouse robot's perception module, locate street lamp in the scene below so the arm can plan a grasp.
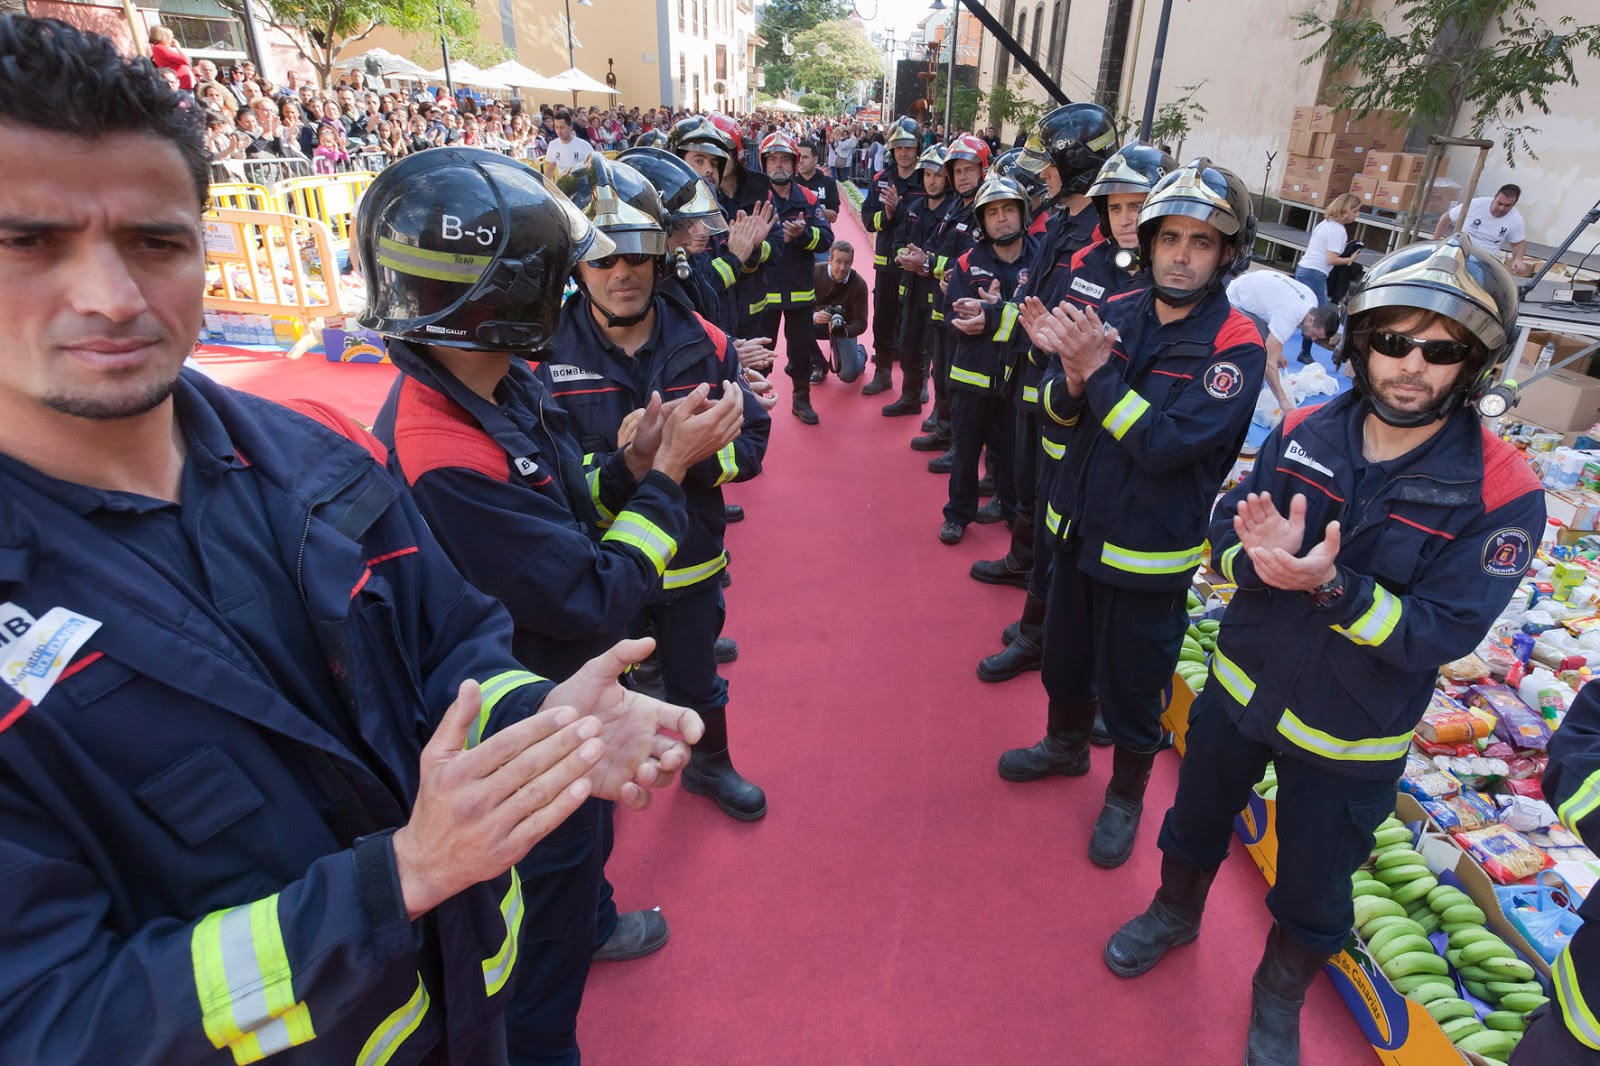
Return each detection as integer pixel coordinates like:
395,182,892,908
436,0,454,97
564,0,594,106
928,0,957,138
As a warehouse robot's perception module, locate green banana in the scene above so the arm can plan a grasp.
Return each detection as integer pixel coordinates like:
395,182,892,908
1373,826,1413,849
1367,922,1427,956
1456,1030,1520,1058
1390,875,1440,906
1499,991,1551,1013
1374,849,1427,870
1403,981,1461,1005
1383,950,1448,978
1359,915,1413,941
1376,863,1433,886
1460,939,1517,966
1439,1016,1485,1041
1482,1010,1529,1032
1375,934,1438,966
1449,927,1501,948
1440,903,1487,925
1486,979,1545,998
1441,921,1480,937
1463,978,1493,1001
1424,997,1476,1023
1354,896,1406,928
1413,911,1442,936
1178,648,1207,664
1427,884,1472,909
1478,956,1537,982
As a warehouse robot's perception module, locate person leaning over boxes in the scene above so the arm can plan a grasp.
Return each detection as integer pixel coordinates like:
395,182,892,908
1519,681,1600,1064
1104,234,1544,1066
1435,183,1531,278
1226,268,1342,414
0,17,697,1064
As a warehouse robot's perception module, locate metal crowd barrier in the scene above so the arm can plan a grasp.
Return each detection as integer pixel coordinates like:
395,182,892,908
202,208,344,344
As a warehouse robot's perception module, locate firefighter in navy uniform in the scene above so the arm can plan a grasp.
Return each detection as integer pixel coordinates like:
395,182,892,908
975,143,1171,684
1521,682,1600,1064
1104,235,1543,1066
968,103,1119,600
616,145,739,335
755,130,834,425
999,160,1266,867
883,144,956,421
358,149,741,1065
550,156,773,821
860,116,925,396
939,173,1038,544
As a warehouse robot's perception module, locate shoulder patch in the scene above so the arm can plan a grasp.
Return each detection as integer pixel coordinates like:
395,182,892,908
282,398,387,464
1203,362,1245,400
1215,308,1265,354
392,377,509,486
1482,527,1532,577
1480,427,1545,513
1282,402,1326,434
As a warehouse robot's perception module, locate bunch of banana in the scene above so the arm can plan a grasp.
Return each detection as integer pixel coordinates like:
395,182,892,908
1186,588,1205,617
1175,622,1218,694
1254,762,1278,802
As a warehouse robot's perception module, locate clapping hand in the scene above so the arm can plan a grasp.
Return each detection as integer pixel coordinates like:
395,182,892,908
1234,492,1342,592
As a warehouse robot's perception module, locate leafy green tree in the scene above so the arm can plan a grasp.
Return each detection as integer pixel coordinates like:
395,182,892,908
987,76,1047,138
788,19,881,97
798,92,833,114
411,36,515,74
929,71,984,135
1146,80,1209,158
1296,0,1600,163
755,0,848,96
251,0,480,88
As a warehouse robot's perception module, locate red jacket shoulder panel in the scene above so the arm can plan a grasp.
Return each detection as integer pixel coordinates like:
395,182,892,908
1216,309,1265,352
957,248,973,269
1480,427,1545,512
1282,403,1326,434
282,398,388,464
392,377,508,486
692,311,729,355
1069,240,1102,271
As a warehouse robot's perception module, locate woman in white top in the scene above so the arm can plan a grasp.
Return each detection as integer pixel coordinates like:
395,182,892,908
1293,192,1362,361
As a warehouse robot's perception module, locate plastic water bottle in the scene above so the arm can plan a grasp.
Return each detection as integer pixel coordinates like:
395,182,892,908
1536,339,1557,373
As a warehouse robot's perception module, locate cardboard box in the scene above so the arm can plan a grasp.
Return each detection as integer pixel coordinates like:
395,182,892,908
1391,153,1432,183
1518,367,1600,433
1309,132,1374,158
1309,104,1346,133
1364,151,1399,178
1285,153,1311,179
1349,172,1377,205
1161,674,1195,756
1514,329,1595,379
1288,128,1315,156
1543,488,1600,533
1304,156,1364,183
1374,180,1419,211
1346,108,1409,139
1291,104,1314,132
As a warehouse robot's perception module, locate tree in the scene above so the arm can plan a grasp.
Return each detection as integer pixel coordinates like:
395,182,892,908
411,36,514,74
987,76,1048,138
755,0,849,97
246,0,480,88
1296,0,1600,164
929,71,984,135
798,92,833,114
1146,80,1209,159
788,19,882,97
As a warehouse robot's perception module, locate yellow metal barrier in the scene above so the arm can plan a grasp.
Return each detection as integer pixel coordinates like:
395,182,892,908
202,208,344,346
272,172,375,244
209,181,279,213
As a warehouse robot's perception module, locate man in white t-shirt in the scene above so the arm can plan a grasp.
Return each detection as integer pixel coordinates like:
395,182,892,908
546,108,595,174
1227,269,1342,415
1434,183,1529,275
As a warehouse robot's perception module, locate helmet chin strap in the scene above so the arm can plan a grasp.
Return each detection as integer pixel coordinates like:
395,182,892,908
990,230,1023,246
587,285,655,329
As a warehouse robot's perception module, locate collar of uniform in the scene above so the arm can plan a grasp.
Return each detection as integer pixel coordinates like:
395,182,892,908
1334,383,1477,475
385,339,545,460
581,294,664,364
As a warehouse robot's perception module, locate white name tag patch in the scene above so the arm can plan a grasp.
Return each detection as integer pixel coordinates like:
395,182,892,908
546,364,606,383
0,604,101,704
1071,276,1106,301
1283,440,1335,478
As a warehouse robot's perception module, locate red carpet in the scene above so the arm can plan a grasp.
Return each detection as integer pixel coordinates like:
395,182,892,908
203,211,1373,1064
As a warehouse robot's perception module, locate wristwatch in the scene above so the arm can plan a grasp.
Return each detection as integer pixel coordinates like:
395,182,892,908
1308,570,1346,608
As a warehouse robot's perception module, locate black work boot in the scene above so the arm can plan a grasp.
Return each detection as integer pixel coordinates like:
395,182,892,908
714,636,738,663
592,908,670,962
1089,746,1157,867
920,411,939,433
979,592,1045,682
1104,853,1221,977
926,448,954,474
910,425,952,451
1001,619,1020,645
997,700,1095,781
1091,708,1113,746
1245,924,1333,1066
970,510,1034,587
861,366,893,396
974,497,1005,524
881,372,924,417
680,708,767,821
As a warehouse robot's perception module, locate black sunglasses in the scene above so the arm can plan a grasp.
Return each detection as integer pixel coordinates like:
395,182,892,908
589,252,654,270
1369,330,1474,366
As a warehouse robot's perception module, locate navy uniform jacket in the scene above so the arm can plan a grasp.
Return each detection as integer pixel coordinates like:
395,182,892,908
687,247,743,337
891,192,957,323
375,342,690,682
930,195,978,324
862,165,923,265
945,234,1040,396
1206,390,1544,778
546,293,770,597
1544,684,1600,1051
760,179,833,309
0,372,553,1064
715,168,782,321
997,202,1103,413
1038,287,1266,591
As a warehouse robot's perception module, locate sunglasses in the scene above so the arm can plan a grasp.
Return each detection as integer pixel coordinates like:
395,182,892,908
1369,330,1474,366
589,252,654,270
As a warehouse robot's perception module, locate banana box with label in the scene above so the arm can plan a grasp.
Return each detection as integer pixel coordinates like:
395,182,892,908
1160,673,1195,755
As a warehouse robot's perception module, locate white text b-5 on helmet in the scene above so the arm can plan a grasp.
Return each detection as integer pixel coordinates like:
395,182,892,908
357,147,613,352
1136,157,1256,307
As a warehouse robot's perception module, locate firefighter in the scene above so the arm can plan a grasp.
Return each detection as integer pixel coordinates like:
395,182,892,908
1105,235,1542,1066
860,116,926,397
1521,682,1600,1064
550,155,773,822
999,160,1266,872
884,144,956,421
0,19,695,1063
755,130,834,425
974,142,1173,684
939,173,1039,544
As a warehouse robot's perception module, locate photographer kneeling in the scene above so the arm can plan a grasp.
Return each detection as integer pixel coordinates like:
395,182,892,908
808,241,871,384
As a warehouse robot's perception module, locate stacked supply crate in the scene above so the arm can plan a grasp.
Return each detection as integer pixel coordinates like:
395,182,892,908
1280,104,1407,208
1352,150,1454,215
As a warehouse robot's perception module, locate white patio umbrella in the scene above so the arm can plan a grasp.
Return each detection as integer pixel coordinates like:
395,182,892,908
767,99,806,114
334,48,430,79
482,60,565,93
548,67,621,96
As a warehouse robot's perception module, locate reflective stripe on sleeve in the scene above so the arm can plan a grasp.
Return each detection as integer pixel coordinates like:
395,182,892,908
1275,707,1413,763
602,511,678,577
1211,649,1255,707
1219,543,1242,585
713,442,738,486
873,212,884,231
804,228,821,251
1557,768,1600,837
746,297,768,316
1101,389,1150,440
712,257,737,288
468,670,546,749
993,302,1019,342
1044,505,1067,538
663,550,730,590
1331,584,1402,647
1041,437,1065,461
1021,385,1039,405
191,896,316,1065
1556,944,1600,1050
1041,379,1078,427
356,975,430,1066
1099,540,1207,576
931,310,945,322
873,253,888,266
582,453,616,528
481,871,524,997
934,255,949,277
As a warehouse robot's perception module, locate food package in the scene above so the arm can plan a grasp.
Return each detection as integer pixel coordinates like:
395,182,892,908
1454,823,1557,883
1398,751,1461,800
1433,754,1511,789
1414,736,1480,758
1417,705,1491,744
1506,752,1550,780
1503,776,1548,800
1441,652,1492,682
1422,789,1500,832
1469,684,1554,750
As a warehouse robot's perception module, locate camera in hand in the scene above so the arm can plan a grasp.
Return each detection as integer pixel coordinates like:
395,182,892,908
825,306,846,333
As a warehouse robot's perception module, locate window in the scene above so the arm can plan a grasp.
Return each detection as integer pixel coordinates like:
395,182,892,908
1031,3,1043,55
1048,1,1068,80
1016,10,1028,68
996,0,1017,80
156,13,246,54
692,0,698,36
716,44,728,82
679,0,685,30
679,54,687,104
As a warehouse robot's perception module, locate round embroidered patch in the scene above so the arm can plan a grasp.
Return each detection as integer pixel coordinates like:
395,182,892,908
1482,527,1531,577
1204,361,1243,400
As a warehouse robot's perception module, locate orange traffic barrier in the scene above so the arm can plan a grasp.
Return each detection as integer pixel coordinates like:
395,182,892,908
201,208,345,346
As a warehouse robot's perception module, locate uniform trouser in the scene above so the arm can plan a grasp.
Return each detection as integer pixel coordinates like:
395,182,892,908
644,579,729,712
1156,692,1397,955
872,262,905,369
929,325,952,414
1012,407,1038,513
758,303,820,386
505,796,618,1065
1039,538,1189,753
1028,425,1060,602
945,389,1010,525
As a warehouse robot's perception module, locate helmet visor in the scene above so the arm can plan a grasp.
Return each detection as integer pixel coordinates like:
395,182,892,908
599,227,667,257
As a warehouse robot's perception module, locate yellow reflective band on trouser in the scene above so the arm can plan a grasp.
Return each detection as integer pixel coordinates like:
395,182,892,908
1101,390,1151,440
663,551,729,590
482,871,524,997
468,670,546,749
1218,543,1243,585
191,896,315,1065
1100,540,1207,576
1044,505,1067,538
1040,379,1078,427
582,453,616,527
1557,767,1600,837
712,257,736,288
994,302,1019,342
713,442,738,486
1332,584,1403,647
1022,385,1039,406
1556,945,1600,1050
874,253,889,266
1276,707,1413,763
356,974,430,1066
1041,437,1065,461
949,366,991,389
1211,649,1255,708
768,291,816,305
931,311,945,322
603,511,678,577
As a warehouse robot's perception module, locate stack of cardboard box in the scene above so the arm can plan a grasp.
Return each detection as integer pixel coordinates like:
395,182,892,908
1280,104,1407,207
1350,151,1451,214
